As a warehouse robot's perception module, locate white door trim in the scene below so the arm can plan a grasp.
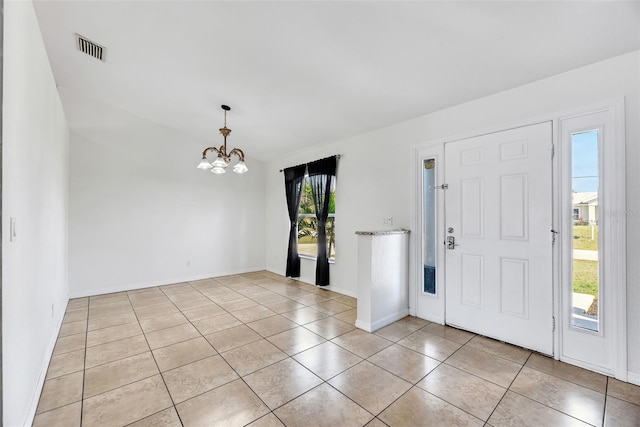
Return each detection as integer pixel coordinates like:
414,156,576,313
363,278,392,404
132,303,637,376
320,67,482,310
410,97,626,380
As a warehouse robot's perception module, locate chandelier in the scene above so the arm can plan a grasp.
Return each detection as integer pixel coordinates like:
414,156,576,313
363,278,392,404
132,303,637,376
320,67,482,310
197,105,248,174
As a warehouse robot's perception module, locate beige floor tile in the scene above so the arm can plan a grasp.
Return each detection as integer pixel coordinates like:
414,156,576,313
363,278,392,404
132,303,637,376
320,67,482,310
89,293,129,308
379,386,483,426
244,358,323,409
53,333,86,355
281,307,328,325
32,401,81,427
232,305,278,323
445,345,521,388
249,292,289,305
152,336,217,372
173,297,216,311
488,391,590,427
145,323,201,349
608,378,640,406
181,303,227,322
82,375,173,426
219,297,260,312
332,307,357,324
248,315,298,337
176,379,269,427
129,295,171,309
205,324,262,353
63,310,88,324
421,323,476,344
90,291,128,301
134,302,181,321
397,329,461,361
159,283,195,295
84,352,158,398
525,353,607,393
311,300,353,315
127,407,182,427
267,326,326,355
85,335,150,368
274,383,373,427
604,396,640,427
36,371,84,414
264,298,305,314
66,298,89,311
368,344,440,384
332,329,393,358
127,287,164,299
303,317,356,339
466,335,531,364
192,312,243,335
139,311,189,333
162,355,239,403
293,341,363,380
87,310,138,331
291,293,331,306
246,413,285,426
58,320,87,337
510,366,605,426
333,295,357,307
208,291,245,304
418,363,506,420
364,418,387,427
328,360,411,414
221,339,288,376
88,300,134,319
46,349,85,379
86,321,143,347
396,315,430,329
374,321,419,342
166,290,203,302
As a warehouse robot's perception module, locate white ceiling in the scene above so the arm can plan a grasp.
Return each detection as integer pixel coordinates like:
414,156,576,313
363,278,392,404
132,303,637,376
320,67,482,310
33,1,640,162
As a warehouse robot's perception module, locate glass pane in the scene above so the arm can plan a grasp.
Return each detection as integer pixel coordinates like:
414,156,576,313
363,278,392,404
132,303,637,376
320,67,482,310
571,130,599,332
297,177,336,260
423,159,436,294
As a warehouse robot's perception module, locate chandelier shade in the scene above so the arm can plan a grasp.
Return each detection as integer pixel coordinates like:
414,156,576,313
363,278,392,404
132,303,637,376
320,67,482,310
197,105,248,175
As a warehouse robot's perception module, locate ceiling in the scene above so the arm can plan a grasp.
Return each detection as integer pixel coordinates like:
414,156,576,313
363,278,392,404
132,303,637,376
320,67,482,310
33,1,640,162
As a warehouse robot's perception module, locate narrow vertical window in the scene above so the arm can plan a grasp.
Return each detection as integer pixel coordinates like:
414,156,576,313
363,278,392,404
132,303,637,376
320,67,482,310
571,129,600,332
423,159,436,294
298,176,336,260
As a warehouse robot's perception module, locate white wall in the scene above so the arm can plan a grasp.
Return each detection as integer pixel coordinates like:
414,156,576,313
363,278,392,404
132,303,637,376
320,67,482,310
2,1,70,425
69,105,266,297
265,51,640,374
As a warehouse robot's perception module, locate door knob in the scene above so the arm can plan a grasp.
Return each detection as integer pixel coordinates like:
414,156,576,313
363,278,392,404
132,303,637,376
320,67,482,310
446,236,457,250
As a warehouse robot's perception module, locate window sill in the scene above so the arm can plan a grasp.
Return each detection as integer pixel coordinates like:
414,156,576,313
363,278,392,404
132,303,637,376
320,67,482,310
299,254,335,264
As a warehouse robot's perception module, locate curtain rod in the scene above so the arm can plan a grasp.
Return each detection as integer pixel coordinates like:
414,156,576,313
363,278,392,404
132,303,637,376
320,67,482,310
279,154,341,172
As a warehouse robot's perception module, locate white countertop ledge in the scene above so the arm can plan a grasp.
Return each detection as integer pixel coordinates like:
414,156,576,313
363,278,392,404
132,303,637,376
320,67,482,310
355,229,411,236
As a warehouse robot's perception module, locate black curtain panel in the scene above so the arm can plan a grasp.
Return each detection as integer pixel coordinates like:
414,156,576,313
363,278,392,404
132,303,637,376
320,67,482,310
284,164,307,278
307,156,337,286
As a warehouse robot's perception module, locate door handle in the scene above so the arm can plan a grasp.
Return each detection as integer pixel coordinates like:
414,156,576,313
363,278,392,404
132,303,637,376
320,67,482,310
446,236,457,250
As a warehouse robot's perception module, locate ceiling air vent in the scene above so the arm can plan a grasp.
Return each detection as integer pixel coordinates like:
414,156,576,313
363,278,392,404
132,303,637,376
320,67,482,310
75,34,106,62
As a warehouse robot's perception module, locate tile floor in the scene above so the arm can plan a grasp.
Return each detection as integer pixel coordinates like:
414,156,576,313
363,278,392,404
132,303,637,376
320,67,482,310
34,271,640,426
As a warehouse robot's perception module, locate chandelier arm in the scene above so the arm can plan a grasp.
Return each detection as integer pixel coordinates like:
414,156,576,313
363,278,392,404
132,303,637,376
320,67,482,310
201,146,221,158
228,148,245,161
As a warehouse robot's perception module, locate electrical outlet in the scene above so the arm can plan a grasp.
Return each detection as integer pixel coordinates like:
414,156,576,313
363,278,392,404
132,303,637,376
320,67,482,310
186,260,191,267
383,217,393,226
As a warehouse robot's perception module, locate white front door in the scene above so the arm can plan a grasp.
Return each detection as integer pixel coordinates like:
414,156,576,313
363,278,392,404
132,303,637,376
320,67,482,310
444,122,554,355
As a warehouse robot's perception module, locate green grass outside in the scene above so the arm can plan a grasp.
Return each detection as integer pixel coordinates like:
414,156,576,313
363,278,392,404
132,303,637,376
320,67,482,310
573,225,598,250
573,259,598,297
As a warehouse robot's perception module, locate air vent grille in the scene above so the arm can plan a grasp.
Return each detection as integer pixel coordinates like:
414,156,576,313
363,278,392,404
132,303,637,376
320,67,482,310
75,34,105,62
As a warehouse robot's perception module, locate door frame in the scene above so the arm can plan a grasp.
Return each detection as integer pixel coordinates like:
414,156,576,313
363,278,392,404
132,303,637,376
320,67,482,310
410,98,626,379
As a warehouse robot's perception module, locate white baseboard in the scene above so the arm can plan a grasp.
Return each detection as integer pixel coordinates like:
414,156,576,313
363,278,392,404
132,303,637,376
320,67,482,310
268,269,357,298
356,309,409,333
68,266,266,298
23,302,67,427
627,371,640,386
